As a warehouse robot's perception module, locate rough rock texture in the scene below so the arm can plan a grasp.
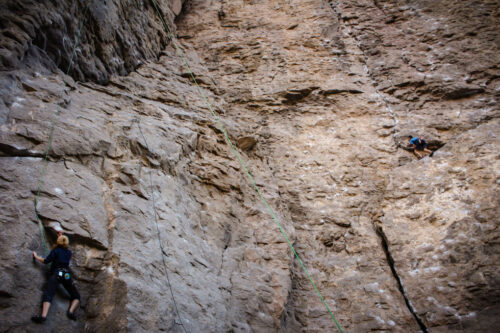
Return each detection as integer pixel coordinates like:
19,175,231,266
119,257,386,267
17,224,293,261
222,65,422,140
0,0,499,332
0,0,183,83
330,1,500,331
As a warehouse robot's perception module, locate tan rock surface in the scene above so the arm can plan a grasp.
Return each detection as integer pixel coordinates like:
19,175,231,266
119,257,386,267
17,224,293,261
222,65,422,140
0,0,498,332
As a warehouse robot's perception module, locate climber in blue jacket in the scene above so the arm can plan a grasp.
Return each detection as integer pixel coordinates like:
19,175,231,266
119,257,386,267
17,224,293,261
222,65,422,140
31,234,80,323
408,135,433,158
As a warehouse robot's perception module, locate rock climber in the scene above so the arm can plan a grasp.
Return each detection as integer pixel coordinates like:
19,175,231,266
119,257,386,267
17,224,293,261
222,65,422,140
408,135,433,158
31,234,80,323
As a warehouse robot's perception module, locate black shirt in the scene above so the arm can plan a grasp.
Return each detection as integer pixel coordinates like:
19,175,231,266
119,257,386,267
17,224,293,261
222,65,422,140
44,247,72,273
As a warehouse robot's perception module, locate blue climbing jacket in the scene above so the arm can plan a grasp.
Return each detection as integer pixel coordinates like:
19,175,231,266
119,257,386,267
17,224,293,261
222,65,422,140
409,137,421,145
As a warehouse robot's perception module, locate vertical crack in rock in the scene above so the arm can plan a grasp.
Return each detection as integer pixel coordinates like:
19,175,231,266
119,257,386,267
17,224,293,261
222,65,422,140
328,1,400,144
280,271,300,331
329,1,428,328
375,224,429,333
102,178,116,251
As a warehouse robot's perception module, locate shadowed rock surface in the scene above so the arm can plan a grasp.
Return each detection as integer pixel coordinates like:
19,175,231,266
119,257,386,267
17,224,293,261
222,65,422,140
0,0,498,332
0,0,183,83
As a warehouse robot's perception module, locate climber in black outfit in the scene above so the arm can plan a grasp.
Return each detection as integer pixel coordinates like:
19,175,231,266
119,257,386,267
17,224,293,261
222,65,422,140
31,235,80,323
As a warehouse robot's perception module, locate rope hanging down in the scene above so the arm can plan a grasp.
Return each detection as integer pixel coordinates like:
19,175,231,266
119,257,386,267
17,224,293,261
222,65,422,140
31,4,189,330
34,1,91,255
149,1,343,332
136,120,189,333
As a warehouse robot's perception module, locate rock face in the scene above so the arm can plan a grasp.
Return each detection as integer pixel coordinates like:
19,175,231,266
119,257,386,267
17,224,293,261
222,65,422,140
0,0,498,332
0,0,183,83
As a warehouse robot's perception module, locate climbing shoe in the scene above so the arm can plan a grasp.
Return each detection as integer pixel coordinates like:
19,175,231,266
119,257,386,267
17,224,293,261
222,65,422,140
31,315,46,323
67,310,77,321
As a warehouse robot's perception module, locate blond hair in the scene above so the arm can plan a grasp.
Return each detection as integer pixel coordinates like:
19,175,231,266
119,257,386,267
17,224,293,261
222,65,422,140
55,235,69,249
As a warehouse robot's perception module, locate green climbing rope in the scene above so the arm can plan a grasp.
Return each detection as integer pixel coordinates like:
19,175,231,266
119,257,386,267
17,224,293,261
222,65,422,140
33,1,91,255
149,1,343,331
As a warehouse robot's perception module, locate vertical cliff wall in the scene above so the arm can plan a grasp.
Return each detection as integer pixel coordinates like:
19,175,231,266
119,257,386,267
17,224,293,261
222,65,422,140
0,0,498,332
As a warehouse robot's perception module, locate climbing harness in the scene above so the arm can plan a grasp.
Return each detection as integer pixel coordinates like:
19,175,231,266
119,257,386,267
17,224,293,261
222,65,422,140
56,268,72,282
149,1,343,331
33,1,91,255
136,119,189,333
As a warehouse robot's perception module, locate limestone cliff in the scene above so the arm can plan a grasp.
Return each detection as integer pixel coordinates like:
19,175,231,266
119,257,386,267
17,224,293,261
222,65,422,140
0,0,498,332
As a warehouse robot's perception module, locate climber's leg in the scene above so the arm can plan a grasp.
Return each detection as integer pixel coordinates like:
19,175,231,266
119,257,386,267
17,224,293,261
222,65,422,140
62,275,80,320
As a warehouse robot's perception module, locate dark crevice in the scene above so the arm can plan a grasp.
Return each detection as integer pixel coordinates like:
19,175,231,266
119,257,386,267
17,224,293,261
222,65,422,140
174,0,190,25
280,251,302,331
0,290,14,298
34,213,108,251
0,143,106,161
0,143,45,158
374,224,429,333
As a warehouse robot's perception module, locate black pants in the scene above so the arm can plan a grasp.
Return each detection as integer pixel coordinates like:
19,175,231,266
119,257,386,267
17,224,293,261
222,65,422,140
42,270,80,303
415,141,428,151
